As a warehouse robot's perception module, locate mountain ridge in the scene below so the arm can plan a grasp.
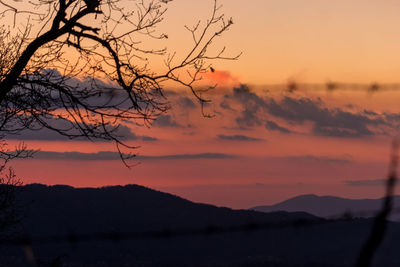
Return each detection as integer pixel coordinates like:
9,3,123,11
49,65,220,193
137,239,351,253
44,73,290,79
2,184,400,266
14,183,318,236
251,194,400,220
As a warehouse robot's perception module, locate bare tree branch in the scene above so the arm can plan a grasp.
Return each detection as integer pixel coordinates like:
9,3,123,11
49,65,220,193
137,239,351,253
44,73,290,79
0,0,238,163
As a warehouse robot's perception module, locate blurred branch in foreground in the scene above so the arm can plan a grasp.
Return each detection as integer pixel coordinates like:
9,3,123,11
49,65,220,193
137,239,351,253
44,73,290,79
356,138,399,267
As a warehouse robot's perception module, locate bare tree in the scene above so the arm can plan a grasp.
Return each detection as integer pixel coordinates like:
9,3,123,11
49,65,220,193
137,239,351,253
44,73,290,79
0,0,238,159
0,0,237,235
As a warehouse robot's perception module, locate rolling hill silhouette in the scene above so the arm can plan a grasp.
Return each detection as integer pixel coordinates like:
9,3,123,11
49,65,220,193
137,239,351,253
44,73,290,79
14,184,316,236
1,185,400,266
251,194,400,221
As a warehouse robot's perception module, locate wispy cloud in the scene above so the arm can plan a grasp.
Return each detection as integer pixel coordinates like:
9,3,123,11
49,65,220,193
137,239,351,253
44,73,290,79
152,114,183,128
265,120,292,133
7,123,157,142
225,84,395,138
216,134,263,142
29,151,236,161
277,155,353,164
178,96,197,109
265,96,385,137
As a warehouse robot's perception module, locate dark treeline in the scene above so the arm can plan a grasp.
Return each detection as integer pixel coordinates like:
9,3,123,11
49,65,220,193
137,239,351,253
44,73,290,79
0,184,399,267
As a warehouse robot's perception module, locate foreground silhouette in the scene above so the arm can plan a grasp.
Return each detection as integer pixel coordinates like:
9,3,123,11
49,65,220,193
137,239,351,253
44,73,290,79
1,184,400,266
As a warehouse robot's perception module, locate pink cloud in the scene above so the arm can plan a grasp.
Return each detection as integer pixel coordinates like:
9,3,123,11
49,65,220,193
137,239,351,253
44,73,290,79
202,70,240,87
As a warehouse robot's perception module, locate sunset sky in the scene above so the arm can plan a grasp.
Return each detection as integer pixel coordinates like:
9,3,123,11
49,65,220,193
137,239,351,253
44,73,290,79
7,0,400,209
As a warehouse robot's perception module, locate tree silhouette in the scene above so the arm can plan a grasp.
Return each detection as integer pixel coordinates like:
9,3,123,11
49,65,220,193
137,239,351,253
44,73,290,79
0,0,237,234
0,0,237,157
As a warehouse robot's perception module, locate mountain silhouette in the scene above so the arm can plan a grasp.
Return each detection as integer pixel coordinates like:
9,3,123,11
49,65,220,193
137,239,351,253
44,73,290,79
1,185,400,266
16,184,316,236
251,194,400,221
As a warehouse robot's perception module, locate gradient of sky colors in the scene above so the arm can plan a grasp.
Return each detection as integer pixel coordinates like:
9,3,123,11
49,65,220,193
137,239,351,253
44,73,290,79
164,0,400,84
7,0,400,208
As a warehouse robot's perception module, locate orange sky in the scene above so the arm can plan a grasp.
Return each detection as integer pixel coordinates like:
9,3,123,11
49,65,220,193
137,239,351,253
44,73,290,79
162,0,400,84
10,86,400,208
4,0,400,208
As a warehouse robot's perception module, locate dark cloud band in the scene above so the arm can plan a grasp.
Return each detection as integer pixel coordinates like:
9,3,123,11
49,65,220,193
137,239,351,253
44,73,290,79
28,151,236,161
216,134,263,142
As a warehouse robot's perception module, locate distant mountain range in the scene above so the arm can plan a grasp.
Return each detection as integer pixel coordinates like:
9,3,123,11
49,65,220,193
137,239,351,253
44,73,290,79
251,194,400,221
1,185,400,266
